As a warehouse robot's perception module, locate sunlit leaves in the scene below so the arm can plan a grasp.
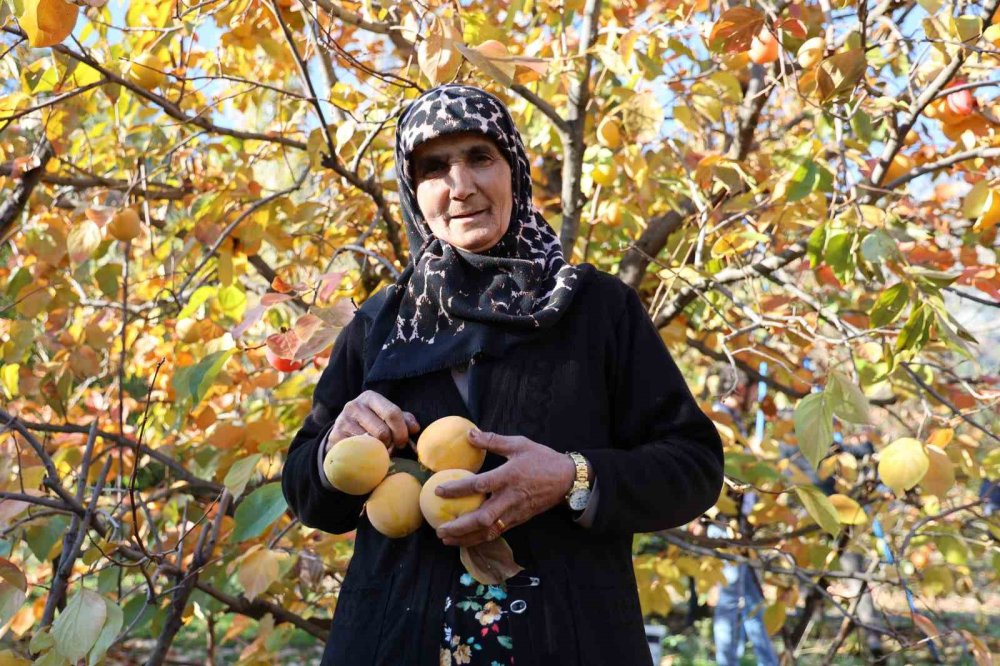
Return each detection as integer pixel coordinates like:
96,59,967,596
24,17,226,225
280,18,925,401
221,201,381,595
172,349,235,407
828,494,867,525
0,558,27,628
870,283,909,328
794,486,841,537
66,220,102,264
709,7,766,53
417,15,462,85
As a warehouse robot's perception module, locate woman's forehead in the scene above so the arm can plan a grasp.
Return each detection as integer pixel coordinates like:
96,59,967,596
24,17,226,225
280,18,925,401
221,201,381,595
410,131,499,159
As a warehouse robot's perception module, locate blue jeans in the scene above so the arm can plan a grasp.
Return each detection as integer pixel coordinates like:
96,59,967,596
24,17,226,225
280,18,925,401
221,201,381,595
713,562,779,666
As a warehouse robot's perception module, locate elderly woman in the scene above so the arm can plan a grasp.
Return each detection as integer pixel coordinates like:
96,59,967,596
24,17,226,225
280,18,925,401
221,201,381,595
281,84,724,666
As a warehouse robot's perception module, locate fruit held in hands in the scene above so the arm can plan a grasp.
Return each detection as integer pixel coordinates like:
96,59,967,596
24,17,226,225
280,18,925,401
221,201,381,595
748,29,780,65
21,0,79,48
366,472,424,538
265,347,303,372
420,469,485,529
323,434,390,495
128,53,166,91
108,208,142,241
417,416,485,473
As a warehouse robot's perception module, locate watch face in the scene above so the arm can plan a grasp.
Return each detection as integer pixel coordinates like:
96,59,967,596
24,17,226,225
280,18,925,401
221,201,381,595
568,489,591,511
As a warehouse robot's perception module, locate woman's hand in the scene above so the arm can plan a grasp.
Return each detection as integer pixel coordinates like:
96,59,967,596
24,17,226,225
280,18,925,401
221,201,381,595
324,390,420,456
433,428,577,547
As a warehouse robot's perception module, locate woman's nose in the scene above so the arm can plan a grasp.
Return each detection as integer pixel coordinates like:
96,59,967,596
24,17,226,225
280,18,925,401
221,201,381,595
447,163,476,200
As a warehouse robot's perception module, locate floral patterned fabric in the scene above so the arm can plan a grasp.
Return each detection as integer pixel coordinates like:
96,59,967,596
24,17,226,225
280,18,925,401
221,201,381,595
440,571,532,666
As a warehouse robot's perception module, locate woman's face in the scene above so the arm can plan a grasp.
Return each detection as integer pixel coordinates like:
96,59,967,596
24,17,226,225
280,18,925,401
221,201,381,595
411,131,513,253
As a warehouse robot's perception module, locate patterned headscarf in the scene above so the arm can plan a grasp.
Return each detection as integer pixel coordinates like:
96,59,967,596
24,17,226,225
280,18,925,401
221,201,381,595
362,84,586,384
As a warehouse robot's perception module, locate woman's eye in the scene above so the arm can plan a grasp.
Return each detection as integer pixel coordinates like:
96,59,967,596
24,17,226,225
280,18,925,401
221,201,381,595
472,152,492,164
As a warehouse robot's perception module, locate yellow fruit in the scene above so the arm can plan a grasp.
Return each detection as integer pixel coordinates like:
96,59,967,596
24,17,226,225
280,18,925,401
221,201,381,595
417,416,484,473
108,208,142,241
323,434,390,495
796,37,825,69
21,0,79,48
419,469,485,529
128,53,166,91
882,153,914,185
597,117,622,149
366,473,424,538
591,163,616,187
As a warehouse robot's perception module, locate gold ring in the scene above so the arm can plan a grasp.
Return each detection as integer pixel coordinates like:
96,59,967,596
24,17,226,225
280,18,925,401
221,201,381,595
494,518,506,533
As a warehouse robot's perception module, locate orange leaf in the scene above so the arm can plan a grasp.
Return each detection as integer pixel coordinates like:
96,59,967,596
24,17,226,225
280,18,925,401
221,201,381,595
709,7,766,53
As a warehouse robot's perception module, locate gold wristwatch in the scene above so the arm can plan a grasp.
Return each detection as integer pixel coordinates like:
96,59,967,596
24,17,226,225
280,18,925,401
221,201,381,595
564,451,592,512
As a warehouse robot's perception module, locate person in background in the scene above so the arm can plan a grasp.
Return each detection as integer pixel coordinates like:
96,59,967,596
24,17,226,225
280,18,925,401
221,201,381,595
706,364,780,666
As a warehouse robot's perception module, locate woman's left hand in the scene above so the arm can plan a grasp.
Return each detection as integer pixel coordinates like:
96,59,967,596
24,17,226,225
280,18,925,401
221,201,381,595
433,428,576,547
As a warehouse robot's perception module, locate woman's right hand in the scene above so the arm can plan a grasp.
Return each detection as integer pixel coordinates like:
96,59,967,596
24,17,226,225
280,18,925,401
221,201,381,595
324,390,420,455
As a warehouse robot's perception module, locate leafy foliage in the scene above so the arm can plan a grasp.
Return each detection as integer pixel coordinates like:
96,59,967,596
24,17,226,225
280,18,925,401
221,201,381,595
1,0,998,663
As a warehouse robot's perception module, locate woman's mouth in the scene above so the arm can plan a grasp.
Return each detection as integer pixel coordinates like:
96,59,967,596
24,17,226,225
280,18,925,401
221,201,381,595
450,209,487,223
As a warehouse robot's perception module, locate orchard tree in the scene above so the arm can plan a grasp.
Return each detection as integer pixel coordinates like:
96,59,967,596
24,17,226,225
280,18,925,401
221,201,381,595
1,0,998,663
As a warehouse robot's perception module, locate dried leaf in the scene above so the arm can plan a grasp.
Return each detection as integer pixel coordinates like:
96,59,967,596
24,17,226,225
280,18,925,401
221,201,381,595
460,538,523,585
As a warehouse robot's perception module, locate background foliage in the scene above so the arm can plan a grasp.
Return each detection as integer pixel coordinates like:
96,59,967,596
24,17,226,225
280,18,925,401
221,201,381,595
1,0,999,663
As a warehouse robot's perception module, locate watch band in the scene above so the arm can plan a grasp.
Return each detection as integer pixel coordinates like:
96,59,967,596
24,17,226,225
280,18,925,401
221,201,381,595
564,451,591,504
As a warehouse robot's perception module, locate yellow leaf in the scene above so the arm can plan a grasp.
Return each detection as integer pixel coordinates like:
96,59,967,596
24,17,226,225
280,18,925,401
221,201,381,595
920,445,955,498
828,494,867,525
238,548,283,601
417,18,462,85
67,219,102,264
20,0,79,48
794,486,842,536
926,428,954,448
763,603,786,636
878,437,929,495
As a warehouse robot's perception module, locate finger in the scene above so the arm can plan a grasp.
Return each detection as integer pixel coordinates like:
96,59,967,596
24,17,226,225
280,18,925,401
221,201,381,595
437,493,516,540
403,412,420,435
435,468,504,499
363,394,411,447
350,406,394,446
467,429,524,457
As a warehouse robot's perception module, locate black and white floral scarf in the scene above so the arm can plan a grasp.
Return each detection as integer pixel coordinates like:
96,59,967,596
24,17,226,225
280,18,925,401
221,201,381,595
362,84,586,383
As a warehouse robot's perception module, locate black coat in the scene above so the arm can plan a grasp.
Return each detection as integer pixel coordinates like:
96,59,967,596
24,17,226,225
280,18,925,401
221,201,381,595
281,267,724,666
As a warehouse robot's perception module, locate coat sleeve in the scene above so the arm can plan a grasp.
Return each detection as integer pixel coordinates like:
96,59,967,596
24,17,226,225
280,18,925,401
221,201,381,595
281,313,369,535
583,286,724,535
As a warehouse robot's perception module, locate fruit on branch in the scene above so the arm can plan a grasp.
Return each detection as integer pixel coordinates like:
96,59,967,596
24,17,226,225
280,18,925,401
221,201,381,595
420,469,485,529
945,89,975,117
21,0,79,48
597,117,622,149
748,29,780,65
323,434,391,495
366,472,424,538
882,153,914,185
265,347,303,372
591,162,616,187
108,208,141,241
417,416,485,473
796,37,825,69
128,53,166,91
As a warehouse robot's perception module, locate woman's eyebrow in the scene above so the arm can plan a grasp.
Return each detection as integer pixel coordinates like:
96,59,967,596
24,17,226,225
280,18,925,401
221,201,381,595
414,144,497,166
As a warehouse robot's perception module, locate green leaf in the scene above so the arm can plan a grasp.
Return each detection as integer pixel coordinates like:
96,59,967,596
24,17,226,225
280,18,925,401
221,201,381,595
224,453,262,500
870,283,909,328
825,371,870,424
859,229,900,264
25,515,71,562
178,286,217,319
388,458,432,485
794,486,842,537
232,483,288,543
806,224,826,268
216,285,247,321
905,266,961,290
93,263,121,298
88,598,123,666
52,589,107,663
824,231,855,276
895,303,931,352
171,349,234,407
793,393,834,470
